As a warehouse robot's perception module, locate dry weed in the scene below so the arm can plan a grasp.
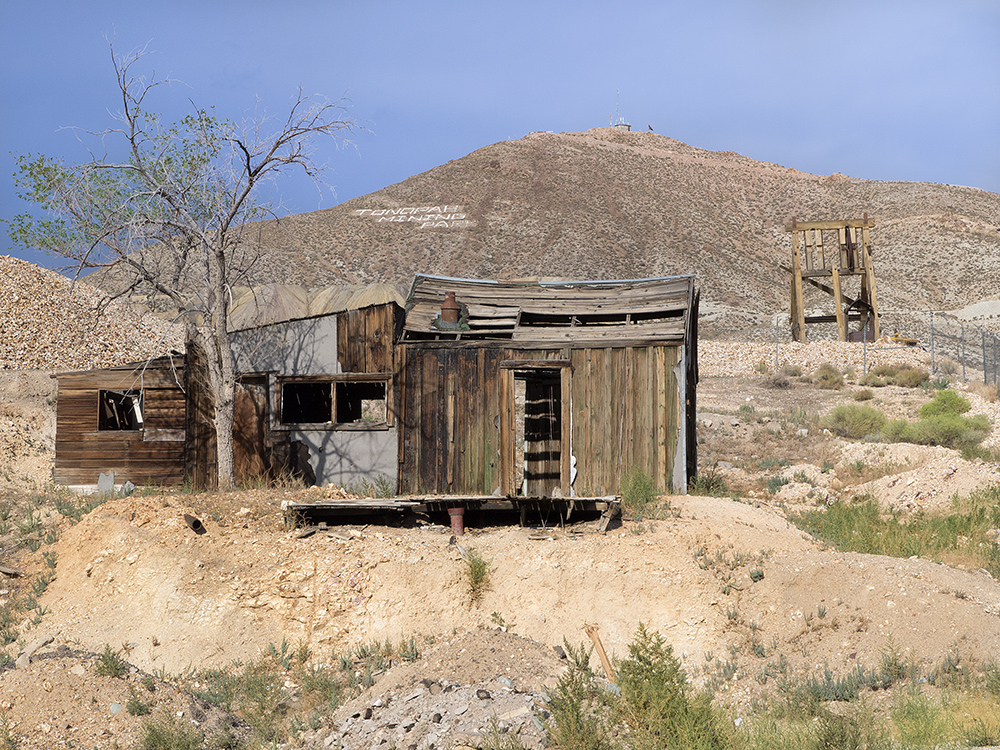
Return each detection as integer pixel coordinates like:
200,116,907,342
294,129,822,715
967,381,999,403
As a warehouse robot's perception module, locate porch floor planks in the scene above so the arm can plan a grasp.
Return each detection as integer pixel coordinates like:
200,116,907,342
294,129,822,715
283,494,621,516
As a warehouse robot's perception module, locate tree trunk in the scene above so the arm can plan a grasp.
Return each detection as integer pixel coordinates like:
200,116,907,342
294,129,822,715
205,244,238,490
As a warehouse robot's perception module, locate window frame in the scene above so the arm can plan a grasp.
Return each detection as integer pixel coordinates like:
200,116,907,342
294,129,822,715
275,373,393,430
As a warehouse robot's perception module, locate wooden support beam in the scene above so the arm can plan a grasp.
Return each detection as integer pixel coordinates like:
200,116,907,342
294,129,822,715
498,369,515,496
791,230,806,341
831,268,847,342
862,225,880,340
784,218,875,232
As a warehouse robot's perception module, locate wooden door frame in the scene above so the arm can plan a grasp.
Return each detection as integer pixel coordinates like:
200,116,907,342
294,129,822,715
498,360,572,497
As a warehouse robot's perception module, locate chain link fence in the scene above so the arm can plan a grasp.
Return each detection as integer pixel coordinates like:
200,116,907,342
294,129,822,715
767,311,999,387
875,310,999,387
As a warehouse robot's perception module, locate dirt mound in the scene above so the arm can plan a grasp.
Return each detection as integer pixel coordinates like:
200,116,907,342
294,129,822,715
0,643,248,750
29,491,1000,688
0,255,182,371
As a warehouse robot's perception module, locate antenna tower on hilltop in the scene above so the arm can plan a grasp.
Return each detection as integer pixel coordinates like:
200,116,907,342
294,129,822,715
610,89,631,131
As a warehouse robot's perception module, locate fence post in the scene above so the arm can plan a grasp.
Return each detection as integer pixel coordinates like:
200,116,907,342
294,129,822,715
774,318,779,374
984,329,989,385
990,333,1000,388
929,310,935,375
863,326,868,373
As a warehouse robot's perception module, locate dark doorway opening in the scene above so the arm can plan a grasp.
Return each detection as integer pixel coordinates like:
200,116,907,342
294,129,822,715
515,370,562,497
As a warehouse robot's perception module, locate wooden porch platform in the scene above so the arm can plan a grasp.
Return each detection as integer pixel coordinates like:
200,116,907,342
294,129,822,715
282,494,621,530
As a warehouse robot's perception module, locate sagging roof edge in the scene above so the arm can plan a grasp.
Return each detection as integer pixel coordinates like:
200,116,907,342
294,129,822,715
407,272,696,293
228,298,404,334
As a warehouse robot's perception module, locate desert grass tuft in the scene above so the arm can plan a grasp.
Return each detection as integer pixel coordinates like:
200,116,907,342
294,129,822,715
619,467,660,518
95,644,128,678
812,362,845,390
464,548,491,606
137,711,204,750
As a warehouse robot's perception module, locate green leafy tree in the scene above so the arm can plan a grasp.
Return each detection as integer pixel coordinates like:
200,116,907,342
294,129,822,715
7,44,356,488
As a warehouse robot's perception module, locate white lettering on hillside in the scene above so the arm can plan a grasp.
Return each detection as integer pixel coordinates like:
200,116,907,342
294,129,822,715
352,205,475,229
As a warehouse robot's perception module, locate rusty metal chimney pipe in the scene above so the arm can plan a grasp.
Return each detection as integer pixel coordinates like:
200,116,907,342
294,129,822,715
441,291,460,326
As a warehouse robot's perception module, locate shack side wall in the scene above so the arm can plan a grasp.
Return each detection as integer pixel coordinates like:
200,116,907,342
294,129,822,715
54,363,187,486
286,428,398,490
396,344,682,496
188,304,401,489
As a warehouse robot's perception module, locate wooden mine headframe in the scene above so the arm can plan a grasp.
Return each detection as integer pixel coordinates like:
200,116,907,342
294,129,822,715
784,216,880,343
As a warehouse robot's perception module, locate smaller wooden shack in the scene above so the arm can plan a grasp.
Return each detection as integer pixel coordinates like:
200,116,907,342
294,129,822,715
396,274,699,498
52,355,187,486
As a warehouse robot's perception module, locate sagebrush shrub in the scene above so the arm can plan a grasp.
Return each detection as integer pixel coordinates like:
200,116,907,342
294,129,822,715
822,404,887,439
893,366,930,388
863,364,929,388
616,624,727,750
920,389,970,418
908,414,991,449
813,363,844,390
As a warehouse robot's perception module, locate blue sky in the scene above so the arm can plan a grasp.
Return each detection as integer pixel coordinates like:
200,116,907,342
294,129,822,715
2,0,998,269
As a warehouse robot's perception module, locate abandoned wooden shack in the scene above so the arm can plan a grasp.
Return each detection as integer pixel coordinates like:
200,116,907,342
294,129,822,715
51,274,699,508
52,289,405,491
187,299,405,489
396,274,699,499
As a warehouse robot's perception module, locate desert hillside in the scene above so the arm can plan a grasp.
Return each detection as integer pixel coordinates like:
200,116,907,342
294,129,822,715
177,127,1000,338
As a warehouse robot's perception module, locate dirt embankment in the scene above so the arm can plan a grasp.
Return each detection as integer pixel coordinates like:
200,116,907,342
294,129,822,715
28,489,1000,683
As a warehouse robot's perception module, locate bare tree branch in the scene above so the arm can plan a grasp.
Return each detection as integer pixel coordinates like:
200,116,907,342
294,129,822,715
6,44,357,488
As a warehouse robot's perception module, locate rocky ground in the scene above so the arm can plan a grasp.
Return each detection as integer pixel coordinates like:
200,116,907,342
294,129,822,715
1,343,999,749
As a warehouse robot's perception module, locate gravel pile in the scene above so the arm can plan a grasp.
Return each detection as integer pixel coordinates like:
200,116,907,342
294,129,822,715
297,628,565,750
0,256,182,371
700,339,931,378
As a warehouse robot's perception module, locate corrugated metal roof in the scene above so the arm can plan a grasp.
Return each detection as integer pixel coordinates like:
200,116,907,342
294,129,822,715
229,283,406,330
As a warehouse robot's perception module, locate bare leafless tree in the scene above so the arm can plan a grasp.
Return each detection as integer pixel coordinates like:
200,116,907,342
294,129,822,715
8,44,357,488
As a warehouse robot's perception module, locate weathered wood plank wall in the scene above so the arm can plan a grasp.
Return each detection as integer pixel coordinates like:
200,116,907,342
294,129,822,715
567,345,679,494
337,305,397,374
54,360,186,486
397,345,505,495
396,343,681,496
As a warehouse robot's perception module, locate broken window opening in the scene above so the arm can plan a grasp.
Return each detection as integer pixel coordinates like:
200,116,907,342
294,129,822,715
280,382,333,424
335,381,387,425
99,390,144,431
